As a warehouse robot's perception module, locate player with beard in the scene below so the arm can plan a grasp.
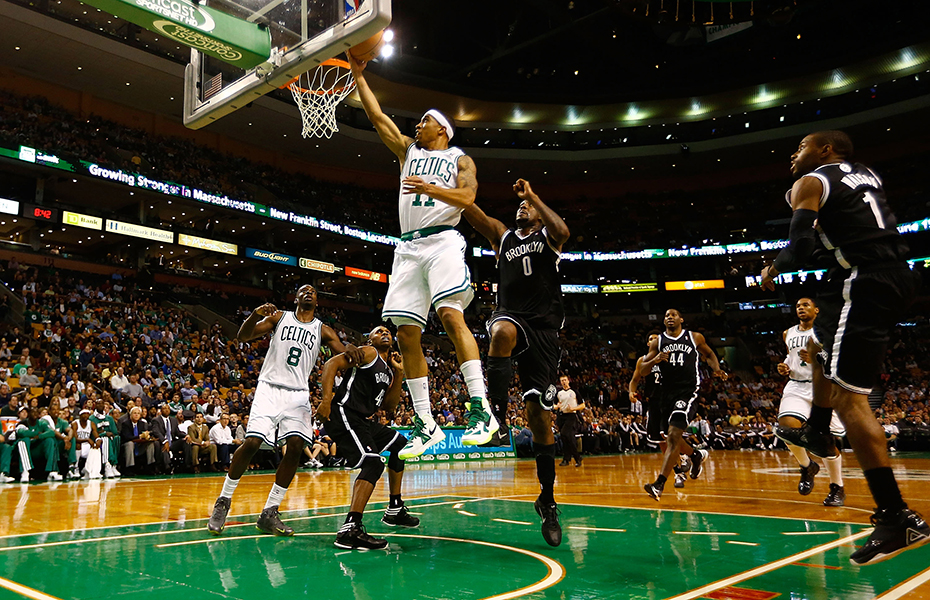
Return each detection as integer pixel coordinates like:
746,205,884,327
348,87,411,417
207,285,363,536
463,178,569,546
762,130,928,564
640,309,727,501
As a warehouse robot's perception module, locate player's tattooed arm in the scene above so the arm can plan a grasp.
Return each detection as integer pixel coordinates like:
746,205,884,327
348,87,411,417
462,202,508,254
346,53,413,163
237,303,282,342
694,332,727,380
321,325,366,366
402,155,478,209
513,179,570,250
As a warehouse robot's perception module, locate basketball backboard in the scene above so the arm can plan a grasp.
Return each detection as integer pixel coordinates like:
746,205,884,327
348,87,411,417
183,0,390,129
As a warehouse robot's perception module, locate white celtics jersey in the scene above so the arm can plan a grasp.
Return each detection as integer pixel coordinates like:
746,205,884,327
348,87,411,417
784,325,814,381
258,312,323,391
75,419,92,442
398,143,466,235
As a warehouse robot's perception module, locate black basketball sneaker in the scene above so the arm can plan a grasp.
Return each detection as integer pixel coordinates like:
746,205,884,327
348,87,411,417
850,507,930,565
798,461,820,496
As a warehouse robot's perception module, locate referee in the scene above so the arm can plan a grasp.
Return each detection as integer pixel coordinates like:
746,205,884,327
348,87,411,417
555,375,585,467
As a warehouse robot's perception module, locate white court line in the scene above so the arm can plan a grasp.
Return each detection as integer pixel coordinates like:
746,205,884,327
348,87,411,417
568,526,626,533
453,503,465,509
493,519,532,526
0,498,484,553
664,530,871,600
674,531,738,536
0,576,63,600
458,511,477,517
874,565,930,600
782,531,838,536
727,541,759,547
156,532,566,600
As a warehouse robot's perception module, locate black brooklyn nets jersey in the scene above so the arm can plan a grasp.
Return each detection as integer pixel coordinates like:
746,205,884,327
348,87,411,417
657,330,700,389
643,363,662,400
793,162,909,269
333,354,393,418
497,227,564,329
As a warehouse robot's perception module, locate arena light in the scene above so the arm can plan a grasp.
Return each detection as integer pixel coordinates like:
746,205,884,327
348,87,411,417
752,86,778,104
382,29,394,43
380,44,394,58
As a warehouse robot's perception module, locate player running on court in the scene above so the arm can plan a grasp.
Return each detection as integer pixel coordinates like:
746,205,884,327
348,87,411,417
641,309,727,501
347,55,498,458
762,130,928,564
207,285,362,536
463,178,569,545
776,297,845,506
318,326,419,550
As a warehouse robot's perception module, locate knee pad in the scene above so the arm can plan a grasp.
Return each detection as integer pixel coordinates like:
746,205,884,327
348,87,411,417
387,435,406,472
357,455,385,485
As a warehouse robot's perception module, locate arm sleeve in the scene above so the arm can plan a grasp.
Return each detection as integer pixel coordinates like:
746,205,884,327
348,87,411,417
773,209,818,273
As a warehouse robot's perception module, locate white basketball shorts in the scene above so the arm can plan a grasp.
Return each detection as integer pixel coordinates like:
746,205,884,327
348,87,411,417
778,380,846,436
245,381,314,444
382,229,474,330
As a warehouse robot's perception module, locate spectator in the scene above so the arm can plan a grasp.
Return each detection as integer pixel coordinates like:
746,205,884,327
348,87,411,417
119,406,155,475
208,414,234,469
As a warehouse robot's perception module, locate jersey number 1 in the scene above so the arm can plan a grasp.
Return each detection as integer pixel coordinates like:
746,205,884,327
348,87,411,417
862,191,886,229
411,194,435,208
287,346,302,367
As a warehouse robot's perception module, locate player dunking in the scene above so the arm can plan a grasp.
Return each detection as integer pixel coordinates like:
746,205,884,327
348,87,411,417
762,131,928,564
318,326,419,550
630,333,690,488
347,55,498,458
641,309,726,501
207,285,362,536
463,179,569,546
776,298,845,506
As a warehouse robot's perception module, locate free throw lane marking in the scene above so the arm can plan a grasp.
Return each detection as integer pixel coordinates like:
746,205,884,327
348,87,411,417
782,531,838,536
664,530,871,600
493,519,532,525
568,526,627,533
0,576,64,600
458,511,477,517
874,565,930,599
727,541,759,547
674,531,738,536
156,532,565,600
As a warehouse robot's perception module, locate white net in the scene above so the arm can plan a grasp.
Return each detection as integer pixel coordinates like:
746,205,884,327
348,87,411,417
288,60,356,139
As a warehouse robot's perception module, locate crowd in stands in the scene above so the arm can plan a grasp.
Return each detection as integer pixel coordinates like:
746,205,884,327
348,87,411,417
3,89,929,256
0,254,927,482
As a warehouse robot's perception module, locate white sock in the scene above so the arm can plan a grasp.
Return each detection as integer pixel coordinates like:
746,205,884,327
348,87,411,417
788,443,811,468
825,455,843,487
460,360,489,410
264,483,288,509
407,376,436,426
220,475,240,500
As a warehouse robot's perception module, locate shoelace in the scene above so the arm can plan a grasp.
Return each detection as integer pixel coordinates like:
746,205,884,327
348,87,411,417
466,407,487,428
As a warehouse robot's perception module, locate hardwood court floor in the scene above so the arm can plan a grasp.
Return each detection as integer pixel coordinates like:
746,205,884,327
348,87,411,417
1,450,928,599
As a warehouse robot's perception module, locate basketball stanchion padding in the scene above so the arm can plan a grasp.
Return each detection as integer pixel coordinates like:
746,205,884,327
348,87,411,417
285,58,356,139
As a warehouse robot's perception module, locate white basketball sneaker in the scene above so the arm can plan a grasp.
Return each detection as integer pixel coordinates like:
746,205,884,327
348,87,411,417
398,416,445,460
19,471,29,483
0,473,14,483
48,471,63,481
462,399,500,446
110,465,121,478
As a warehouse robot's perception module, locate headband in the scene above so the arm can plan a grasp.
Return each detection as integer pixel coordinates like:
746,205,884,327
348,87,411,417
423,109,455,140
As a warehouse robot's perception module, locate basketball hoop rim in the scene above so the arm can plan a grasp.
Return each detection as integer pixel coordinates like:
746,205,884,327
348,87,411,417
282,58,355,95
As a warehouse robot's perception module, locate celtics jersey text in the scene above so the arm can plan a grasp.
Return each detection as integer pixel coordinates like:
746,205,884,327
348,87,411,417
657,330,700,389
784,325,814,381
792,162,908,269
258,312,323,391
399,143,466,234
333,353,394,418
497,228,564,329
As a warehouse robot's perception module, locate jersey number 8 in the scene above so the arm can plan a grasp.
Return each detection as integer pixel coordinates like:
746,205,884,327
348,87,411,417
287,346,302,367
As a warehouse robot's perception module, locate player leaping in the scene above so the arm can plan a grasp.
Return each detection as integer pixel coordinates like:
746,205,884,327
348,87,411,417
463,179,569,546
348,55,498,458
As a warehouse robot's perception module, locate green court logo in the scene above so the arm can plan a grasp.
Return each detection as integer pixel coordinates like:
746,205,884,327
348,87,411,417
152,21,242,61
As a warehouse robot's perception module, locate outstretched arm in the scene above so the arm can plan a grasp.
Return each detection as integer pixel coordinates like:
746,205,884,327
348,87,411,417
381,351,405,413
761,176,821,290
238,304,282,342
514,179,570,250
463,202,508,254
321,325,365,366
347,54,413,163
402,155,479,209
319,346,378,421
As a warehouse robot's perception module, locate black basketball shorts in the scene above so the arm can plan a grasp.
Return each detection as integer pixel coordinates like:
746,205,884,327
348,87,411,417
659,385,700,431
326,405,405,468
487,311,561,409
812,263,919,395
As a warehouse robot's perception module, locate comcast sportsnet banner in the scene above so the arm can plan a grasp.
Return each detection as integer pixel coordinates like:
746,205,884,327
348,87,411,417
387,427,515,462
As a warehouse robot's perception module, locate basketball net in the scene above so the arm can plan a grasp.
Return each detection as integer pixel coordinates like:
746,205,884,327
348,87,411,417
287,59,356,139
